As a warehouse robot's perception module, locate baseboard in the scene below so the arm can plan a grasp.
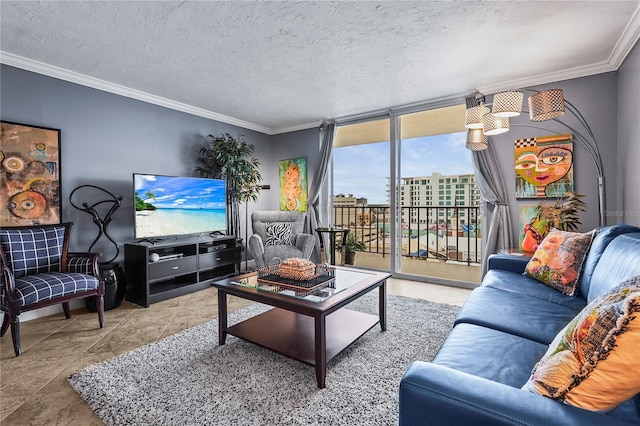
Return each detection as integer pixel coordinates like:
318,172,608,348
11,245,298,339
1,300,85,323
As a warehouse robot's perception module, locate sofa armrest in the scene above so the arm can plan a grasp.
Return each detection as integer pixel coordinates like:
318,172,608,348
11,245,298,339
399,362,635,426
66,252,100,277
487,253,530,274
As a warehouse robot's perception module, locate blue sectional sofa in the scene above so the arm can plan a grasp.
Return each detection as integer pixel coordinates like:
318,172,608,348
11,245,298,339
399,224,640,426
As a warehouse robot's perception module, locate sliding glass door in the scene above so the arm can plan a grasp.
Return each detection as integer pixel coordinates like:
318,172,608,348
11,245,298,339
332,105,482,285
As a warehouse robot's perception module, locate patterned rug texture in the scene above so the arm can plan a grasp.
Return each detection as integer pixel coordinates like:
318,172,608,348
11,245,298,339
68,293,458,425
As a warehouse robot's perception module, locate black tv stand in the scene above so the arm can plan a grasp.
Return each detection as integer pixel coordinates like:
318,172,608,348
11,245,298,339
137,237,167,245
125,235,238,307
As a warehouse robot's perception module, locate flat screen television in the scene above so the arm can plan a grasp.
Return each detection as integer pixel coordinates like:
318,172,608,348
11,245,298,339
133,173,227,240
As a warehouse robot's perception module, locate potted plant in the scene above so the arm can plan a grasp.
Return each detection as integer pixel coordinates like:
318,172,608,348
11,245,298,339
522,192,586,252
195,133,262,238
335,232,366,265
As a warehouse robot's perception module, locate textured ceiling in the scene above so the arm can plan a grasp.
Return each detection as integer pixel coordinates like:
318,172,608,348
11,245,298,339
1,1,639,134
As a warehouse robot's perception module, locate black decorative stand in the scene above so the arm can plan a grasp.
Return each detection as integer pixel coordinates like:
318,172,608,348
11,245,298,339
69,185,126,311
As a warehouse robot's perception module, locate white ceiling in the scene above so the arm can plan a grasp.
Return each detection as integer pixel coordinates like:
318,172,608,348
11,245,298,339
1,1,639,135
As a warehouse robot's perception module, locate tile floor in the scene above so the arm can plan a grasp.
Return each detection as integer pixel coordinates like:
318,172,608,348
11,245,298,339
0,278,471,425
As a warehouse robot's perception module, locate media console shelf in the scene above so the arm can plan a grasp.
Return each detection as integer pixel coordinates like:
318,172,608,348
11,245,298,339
125,235,238,307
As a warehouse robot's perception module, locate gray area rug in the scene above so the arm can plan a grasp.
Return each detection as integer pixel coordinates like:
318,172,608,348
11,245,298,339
68,294,458,425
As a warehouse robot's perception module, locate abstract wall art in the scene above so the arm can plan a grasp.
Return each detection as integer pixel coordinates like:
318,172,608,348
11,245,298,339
514,134,574,199
0,121,61,226
278,157,308,212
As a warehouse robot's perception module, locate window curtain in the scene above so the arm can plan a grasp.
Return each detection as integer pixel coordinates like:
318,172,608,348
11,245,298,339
306,121,336,262
472,138,514,276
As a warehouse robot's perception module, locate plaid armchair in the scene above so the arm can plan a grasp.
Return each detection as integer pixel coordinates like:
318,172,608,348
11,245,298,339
248,211,315,269
0,223,104,356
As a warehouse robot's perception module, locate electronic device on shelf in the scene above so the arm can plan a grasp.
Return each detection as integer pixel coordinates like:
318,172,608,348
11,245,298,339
133,173,227,241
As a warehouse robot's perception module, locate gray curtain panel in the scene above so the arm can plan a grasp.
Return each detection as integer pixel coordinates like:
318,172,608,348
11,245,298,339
472,138,514,276
306,121,336,262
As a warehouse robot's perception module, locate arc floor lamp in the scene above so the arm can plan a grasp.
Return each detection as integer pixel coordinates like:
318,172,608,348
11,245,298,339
464,88,606,226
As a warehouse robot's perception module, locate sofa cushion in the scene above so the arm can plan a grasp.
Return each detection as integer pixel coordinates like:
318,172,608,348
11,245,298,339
522,276,640,411
455,286,581,344
525,229,594,296
483,269,587,311
433,323,549,388
264,222,293,246
587,233,640,303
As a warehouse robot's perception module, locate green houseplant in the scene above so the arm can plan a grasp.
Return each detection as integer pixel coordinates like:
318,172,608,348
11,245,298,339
534,191,586,233
195,133,262,237
335,233,366,265
523,191,587,252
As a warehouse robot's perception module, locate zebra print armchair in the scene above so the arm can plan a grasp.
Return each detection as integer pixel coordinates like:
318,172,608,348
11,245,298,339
248,211,315,269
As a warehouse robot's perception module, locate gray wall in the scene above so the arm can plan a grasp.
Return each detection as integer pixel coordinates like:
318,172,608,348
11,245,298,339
617,41,640,226
1,64,272,263
486,72,620,241
270,127,321,212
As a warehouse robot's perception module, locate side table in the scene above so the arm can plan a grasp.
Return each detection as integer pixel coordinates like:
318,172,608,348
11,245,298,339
498,248,534,258
315,227,350,265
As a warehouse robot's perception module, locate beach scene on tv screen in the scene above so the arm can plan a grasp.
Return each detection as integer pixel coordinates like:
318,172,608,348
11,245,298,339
134,174,226,238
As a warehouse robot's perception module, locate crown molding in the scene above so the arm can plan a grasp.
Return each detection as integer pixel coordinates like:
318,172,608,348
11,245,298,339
0,51,274,135
478,4,640,96
271,121,322,135
609,2,640,69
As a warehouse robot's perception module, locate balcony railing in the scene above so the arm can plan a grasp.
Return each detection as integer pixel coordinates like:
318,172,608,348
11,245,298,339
333,205,481,265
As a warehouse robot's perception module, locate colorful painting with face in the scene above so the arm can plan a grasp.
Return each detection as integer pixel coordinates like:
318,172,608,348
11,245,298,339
515,134,573,199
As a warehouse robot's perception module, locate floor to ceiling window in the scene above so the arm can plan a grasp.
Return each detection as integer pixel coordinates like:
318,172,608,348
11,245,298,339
333,118,391,271
332,105,482,286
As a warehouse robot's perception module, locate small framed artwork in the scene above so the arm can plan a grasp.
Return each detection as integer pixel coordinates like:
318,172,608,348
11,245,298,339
278,157,308,212
515,134,574,199
518,205,538,247
0,121,62,226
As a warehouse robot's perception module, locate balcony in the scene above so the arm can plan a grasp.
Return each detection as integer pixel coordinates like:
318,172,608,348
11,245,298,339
332,205,482,285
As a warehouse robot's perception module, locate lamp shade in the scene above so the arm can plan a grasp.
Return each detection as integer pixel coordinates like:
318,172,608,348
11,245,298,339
529,89,565,121
465,105,490,129
466,129,488,150
492,91,524,117
482,114,510,135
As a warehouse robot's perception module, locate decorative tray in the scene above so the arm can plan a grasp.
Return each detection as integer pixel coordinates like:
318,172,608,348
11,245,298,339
257,262,336,292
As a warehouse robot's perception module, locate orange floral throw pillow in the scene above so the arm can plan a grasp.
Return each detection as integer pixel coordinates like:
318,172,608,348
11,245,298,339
522,276,640,411
525,229,594,296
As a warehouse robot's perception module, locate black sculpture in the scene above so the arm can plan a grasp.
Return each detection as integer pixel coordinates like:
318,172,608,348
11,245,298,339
69,184,123,263
69,185,125,311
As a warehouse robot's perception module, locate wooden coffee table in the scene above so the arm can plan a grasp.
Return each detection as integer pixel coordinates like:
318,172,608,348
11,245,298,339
213,266,390,388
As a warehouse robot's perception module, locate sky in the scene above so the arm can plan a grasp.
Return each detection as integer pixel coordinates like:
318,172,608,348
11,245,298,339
333,132,473,204
134,174,227,210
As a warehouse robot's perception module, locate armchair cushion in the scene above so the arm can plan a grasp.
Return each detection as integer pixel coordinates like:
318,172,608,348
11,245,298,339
15,272,100,306
0,225,66,278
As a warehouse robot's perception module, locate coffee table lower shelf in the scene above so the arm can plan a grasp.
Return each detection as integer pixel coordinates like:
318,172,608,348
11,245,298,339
226,307,379,377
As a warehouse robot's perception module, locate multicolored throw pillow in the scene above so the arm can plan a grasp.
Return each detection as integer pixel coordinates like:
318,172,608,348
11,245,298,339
522,276,640,411
525,228,594,296
264,222,293,246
